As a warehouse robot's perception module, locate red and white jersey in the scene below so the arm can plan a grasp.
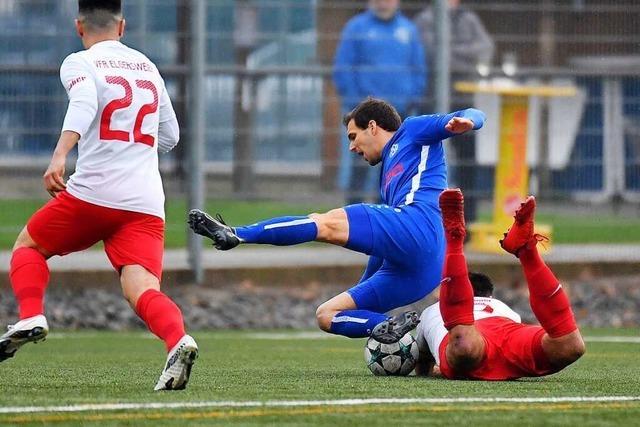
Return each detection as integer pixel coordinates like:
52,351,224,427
416,297,521,365
59,40,179,220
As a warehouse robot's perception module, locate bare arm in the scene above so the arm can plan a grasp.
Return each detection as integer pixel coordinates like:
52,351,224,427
414,348,437,377
49,54,97,197
44,131,79,198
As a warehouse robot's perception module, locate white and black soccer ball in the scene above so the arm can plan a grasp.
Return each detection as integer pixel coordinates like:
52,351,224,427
364,333,419,376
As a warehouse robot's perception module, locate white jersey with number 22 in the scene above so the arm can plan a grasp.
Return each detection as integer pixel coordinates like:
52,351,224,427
59,40,179,220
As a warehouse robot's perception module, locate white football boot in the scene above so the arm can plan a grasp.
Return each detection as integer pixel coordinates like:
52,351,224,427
0,314,49,362
154,335,198,391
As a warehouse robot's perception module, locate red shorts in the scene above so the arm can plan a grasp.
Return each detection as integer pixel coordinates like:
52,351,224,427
27,191,164,280
439,317,558,381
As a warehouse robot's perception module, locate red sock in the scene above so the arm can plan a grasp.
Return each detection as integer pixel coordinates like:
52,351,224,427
440,253,475,330
10,247,50,319
135,289,186,351
519,245,578,338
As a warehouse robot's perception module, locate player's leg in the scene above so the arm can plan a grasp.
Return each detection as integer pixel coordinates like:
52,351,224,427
10,228,52,321
439,189,485,372
0,228,52,361
315,291,386,338
317,264,431,342
2,192,106,361
500,196,585,369
105,212,197,391
188,209,326,250
189,201,437,266
120,265,185,352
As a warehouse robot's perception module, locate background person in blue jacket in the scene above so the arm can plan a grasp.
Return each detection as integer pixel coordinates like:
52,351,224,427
333,0,427,205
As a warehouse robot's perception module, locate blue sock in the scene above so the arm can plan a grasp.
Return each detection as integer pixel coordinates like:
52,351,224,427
329,310,388,338
235,216,318,245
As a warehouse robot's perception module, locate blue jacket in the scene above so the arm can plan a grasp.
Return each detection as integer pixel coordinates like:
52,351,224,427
333,10,427,114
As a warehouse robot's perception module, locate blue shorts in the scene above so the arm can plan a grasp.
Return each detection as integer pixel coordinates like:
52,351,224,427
343,202,445,313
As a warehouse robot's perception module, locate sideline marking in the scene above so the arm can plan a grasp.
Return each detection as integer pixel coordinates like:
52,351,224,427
44,332,640,343
584,336,640,344
0,396,638,415
4,402,638,424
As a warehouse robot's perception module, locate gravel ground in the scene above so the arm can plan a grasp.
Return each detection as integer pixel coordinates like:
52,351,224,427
0,274,638,330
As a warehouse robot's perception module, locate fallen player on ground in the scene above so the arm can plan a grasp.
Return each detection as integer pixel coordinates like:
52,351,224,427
415,189,585,380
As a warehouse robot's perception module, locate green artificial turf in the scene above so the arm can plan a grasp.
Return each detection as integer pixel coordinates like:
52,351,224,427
0,329,638,425
0,198,639,250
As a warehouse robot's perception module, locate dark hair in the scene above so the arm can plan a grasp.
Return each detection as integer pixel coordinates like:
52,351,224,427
79,0,122,30
79,0,121,14
342,97,402,132
468,272,494,297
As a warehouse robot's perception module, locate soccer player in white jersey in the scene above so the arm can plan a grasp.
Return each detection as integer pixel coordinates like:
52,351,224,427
414,189,585,380
0,0,197,391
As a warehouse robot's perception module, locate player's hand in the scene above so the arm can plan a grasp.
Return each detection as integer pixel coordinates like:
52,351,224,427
445,117,474,134
43,155,67,198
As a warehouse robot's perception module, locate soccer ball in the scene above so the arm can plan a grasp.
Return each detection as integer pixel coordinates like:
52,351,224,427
364,333,419,376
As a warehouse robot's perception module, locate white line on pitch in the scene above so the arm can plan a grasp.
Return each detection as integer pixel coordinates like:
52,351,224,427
0,396,638,415
44,333,640,343
584,336,640,343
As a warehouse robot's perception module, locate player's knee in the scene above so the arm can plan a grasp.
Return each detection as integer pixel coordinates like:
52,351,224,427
544,332,586,368
12,227,50,257
120,265,160,308
311,209,348,244
552,335,586,367
315,303,334,332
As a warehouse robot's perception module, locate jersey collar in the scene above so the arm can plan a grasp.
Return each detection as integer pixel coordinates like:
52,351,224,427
90,40,123,50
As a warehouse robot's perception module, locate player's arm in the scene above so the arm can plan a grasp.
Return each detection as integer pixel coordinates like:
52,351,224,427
157,79,180,153
406,108,486,145
43,131,80,198
414,336,438,377
46,55,98,197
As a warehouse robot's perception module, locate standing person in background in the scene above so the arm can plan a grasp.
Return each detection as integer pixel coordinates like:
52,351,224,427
415,0,494,223
334,0,426,204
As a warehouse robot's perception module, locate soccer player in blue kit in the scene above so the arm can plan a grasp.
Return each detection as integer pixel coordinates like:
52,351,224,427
189,98,485,344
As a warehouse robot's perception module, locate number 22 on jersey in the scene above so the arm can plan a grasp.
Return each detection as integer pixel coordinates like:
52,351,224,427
100,75,158,147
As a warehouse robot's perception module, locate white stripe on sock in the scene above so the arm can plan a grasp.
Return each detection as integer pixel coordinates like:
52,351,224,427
549,284,563,297
332,316,369,324
263,218,314,230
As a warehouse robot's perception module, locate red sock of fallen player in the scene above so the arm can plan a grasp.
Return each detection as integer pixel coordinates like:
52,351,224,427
136,289,186,351
440,253,475,330
519,244,577,338
10,247,50,319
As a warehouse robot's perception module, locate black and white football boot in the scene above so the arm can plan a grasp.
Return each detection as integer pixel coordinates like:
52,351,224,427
188,209,241,251
154,335,198,391
0,314,49,362
370,311,420,344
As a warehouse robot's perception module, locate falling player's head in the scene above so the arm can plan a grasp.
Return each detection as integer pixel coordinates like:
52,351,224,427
343,98,402,166
76,0,125,46
469,272,494,297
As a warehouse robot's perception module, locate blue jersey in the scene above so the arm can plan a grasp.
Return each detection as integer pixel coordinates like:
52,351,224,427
379,109,486,207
